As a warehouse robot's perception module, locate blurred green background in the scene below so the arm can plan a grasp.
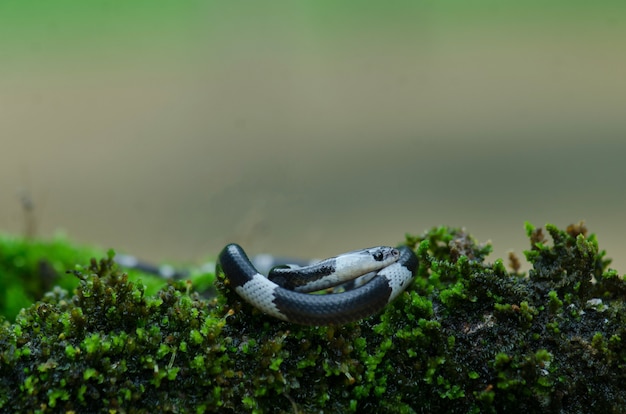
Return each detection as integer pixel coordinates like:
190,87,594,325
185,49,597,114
1,1,625,270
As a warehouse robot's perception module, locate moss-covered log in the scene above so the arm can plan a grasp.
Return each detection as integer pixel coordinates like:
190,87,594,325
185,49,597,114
1,223,625,413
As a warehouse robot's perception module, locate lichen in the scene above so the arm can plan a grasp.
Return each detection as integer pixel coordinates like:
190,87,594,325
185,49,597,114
1,223,625,413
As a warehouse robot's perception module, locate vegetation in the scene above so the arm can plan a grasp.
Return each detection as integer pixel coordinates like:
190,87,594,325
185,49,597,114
1,223,624,413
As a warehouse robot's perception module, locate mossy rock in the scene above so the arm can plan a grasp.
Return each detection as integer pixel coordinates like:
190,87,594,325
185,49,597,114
1,223,625,413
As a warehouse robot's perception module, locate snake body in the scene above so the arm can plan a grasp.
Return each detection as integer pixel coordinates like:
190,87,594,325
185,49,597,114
217,243,418,325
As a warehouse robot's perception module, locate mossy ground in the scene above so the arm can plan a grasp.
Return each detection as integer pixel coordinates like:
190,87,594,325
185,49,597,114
1,223,625,413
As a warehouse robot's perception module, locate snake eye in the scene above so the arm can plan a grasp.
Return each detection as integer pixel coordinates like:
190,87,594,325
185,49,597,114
373,251,384,261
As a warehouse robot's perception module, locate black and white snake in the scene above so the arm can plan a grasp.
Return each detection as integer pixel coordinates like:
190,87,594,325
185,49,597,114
217,243,419,325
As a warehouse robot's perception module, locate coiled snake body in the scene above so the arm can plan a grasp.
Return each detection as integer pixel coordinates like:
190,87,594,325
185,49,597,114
217,243,418,325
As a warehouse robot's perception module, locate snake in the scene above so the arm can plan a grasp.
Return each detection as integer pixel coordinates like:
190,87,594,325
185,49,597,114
217,243,419,325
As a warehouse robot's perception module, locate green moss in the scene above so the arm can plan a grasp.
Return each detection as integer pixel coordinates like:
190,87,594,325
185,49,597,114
1,223,626,412
0,233,211,322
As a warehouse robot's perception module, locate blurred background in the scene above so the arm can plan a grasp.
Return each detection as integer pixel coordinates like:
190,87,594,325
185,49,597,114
1,1,625,271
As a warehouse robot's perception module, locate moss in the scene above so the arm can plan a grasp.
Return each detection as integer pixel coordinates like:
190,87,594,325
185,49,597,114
0,233,212,322
1,223,626,412
0,233,102,321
